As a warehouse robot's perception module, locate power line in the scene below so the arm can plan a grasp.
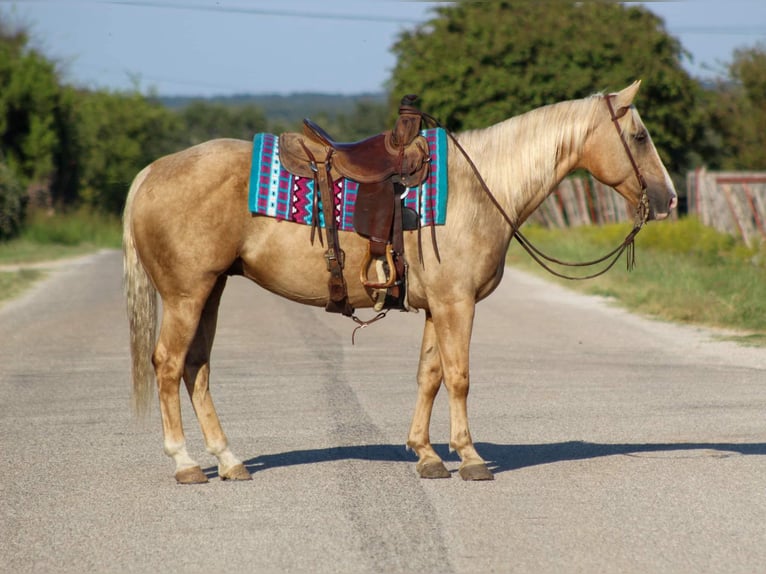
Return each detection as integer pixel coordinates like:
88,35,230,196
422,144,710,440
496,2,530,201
94,0,428,24
4,2,763,36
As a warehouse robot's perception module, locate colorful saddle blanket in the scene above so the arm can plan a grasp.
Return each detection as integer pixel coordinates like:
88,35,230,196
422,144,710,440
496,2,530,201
248,128,448,230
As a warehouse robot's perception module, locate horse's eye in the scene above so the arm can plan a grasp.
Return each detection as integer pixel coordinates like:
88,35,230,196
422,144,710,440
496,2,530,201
634,130,648,143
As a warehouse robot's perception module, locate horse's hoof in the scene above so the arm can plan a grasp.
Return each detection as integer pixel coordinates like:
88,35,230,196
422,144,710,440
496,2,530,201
220,463,252,481
175,466,209,484
459,463,494,481
417,460,451,479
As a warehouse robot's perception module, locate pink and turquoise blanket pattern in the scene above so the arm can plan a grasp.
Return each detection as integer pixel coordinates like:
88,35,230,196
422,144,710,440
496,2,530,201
248,128,448,230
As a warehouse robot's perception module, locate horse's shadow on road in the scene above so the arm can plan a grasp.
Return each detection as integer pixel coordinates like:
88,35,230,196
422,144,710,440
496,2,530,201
203,440,766,479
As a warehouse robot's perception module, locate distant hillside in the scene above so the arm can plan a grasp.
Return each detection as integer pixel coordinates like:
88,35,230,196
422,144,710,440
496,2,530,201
159,92,387,124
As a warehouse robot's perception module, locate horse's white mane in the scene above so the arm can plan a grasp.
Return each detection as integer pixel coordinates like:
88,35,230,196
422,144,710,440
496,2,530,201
455,92,627,221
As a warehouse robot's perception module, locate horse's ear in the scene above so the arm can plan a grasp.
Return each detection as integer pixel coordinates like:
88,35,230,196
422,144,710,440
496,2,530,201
612,80,641,113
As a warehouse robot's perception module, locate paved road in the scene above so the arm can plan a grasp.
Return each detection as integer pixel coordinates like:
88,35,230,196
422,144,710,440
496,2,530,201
1,249,765,573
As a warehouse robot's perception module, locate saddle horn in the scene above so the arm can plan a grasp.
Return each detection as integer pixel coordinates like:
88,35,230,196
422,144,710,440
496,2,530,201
392,94,424,148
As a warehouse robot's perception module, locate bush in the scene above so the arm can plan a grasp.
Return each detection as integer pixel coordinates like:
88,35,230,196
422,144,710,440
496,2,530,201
0,161,26,240
20,207,121,247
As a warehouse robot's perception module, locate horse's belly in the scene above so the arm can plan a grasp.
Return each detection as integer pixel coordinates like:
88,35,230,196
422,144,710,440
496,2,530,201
238,219,376,308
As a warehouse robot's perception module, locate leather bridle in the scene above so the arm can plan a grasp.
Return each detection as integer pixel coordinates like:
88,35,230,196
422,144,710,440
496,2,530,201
604,94,650,223
422,94,650,280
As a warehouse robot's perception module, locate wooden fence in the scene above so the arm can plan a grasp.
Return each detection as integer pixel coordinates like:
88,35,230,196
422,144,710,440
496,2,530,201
530,176,637,228
686,169,766,247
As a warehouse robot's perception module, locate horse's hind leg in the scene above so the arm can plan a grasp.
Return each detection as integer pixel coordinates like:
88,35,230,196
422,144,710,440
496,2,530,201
154,294,211,484
183,276,251,481
407,312,451,478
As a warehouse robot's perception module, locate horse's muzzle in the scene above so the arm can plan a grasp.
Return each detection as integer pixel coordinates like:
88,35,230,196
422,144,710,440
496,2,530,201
651,195,677,221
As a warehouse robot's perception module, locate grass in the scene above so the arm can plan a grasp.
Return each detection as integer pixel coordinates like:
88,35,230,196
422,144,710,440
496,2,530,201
0,208,122,305
0,267,45,303
507,217,766,343
0,208,122,264
0,238,106,264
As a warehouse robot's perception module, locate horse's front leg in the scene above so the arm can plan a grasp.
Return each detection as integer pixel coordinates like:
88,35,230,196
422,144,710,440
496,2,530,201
432,299,494,481
407,311,451,478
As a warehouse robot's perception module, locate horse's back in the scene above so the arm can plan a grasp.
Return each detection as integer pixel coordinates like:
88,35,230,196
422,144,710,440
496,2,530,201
148,138,252,179
134,137,252,212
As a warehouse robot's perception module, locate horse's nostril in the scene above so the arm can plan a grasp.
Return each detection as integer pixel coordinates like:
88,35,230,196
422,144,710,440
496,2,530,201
669,195,678,211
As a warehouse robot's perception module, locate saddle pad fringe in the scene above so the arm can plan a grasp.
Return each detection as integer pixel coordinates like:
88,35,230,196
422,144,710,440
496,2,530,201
248,128,448,230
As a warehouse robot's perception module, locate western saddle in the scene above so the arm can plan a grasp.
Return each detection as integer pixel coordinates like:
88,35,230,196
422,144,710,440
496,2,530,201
279,95,431,316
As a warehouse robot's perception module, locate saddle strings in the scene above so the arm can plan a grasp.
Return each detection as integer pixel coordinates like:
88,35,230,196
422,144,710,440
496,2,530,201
419,96,650,281
350,311,389,345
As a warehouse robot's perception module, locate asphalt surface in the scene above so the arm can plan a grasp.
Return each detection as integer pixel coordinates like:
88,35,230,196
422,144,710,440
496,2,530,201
1,249,765,573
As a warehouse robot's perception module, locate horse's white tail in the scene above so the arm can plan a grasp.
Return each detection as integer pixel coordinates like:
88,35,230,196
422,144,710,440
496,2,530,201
123,167,157,417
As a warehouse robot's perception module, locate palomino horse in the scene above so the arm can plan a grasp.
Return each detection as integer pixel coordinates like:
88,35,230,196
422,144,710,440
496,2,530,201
123,81,676,483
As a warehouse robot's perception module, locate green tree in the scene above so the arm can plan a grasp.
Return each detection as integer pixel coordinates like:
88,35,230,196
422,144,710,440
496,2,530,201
389,0,706,176
0,160,25,240
177,101,268,147
0,22,75,235
73,90,182,214
707,43,766,170
335,99,389,141
0,24,64,191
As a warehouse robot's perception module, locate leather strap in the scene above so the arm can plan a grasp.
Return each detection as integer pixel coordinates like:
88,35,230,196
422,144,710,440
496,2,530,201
605,95,648,193
299,139,324,247
312,152,354,316
390,184,406,300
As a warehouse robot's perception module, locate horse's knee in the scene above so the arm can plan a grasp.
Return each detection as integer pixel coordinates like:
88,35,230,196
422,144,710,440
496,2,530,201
444,368,470,396
416,355,443,395
416,371,442,398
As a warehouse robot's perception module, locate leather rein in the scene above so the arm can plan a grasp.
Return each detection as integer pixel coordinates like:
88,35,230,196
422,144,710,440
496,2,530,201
422,94,650,281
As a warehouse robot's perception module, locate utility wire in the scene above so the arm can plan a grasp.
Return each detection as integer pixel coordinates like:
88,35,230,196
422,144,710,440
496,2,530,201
12,0,431,24
4,1,763,35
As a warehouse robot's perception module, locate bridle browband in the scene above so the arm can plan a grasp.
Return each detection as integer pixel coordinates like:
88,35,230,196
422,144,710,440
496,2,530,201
421,94,650,280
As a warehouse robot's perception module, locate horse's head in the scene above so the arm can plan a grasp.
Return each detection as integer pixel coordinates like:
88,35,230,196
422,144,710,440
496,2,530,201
580,81,677,221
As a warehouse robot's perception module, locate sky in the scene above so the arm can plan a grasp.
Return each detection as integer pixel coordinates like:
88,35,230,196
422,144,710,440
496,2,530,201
1,0,765,97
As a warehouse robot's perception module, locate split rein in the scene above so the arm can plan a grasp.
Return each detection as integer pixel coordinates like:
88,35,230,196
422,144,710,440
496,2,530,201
421,94,650,281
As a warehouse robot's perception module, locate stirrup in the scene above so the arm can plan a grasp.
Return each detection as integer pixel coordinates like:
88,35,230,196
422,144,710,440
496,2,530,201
360,243,397,289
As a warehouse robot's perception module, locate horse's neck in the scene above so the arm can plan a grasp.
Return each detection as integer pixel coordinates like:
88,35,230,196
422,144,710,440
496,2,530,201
457,99,591,226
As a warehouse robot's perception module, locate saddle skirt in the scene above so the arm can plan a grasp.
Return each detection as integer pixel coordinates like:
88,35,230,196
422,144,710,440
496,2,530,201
248,128,448,230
